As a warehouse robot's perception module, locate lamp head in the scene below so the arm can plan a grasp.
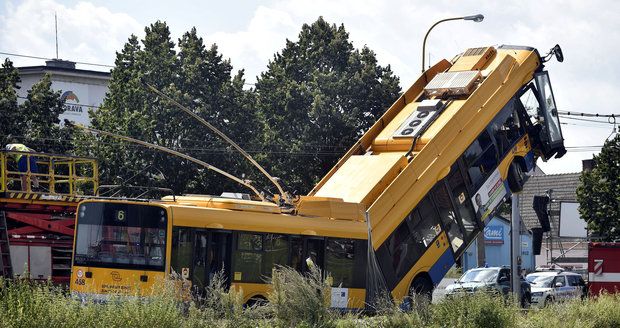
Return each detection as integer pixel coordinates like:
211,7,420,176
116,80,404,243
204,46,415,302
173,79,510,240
463,14,484,22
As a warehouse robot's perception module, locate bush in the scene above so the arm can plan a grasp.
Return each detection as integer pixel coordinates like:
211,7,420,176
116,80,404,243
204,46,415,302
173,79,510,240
268,264,333,327
430,292,518,328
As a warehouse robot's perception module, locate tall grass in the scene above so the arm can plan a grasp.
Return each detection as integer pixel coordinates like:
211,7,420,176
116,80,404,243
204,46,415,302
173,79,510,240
1,275,620,328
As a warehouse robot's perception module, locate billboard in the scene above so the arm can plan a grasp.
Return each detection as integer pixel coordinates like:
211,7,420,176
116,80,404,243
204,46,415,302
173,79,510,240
471,168,508,222
559,202,587,238
53,80,107,127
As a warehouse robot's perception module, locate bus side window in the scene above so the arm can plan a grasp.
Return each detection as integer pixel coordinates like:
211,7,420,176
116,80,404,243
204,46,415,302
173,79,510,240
325,238,356,288
290,236,303,272
233,233,264,283
489,99,525,157
447,164,478,240
262,234,288,278
431,183,464,253
463,131,498,190
171,227,192,278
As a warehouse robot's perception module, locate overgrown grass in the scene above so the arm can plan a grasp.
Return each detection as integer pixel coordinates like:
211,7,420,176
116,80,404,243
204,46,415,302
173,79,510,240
1,275,619,328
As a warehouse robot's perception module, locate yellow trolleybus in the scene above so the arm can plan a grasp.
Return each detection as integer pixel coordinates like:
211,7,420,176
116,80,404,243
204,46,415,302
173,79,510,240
70,44,566,308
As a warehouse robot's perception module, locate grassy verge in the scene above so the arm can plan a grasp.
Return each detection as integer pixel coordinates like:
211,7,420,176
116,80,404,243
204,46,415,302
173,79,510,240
1,274,619,328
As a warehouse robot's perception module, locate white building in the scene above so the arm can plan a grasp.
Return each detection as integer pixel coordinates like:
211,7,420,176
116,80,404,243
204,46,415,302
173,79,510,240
17,59,110,126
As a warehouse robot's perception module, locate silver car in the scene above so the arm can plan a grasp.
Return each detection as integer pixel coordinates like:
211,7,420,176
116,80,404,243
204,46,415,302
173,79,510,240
527,271,586,307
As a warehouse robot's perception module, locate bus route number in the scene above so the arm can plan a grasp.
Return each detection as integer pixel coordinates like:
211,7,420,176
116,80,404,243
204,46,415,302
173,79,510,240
116,210,126,221
74,278,86,286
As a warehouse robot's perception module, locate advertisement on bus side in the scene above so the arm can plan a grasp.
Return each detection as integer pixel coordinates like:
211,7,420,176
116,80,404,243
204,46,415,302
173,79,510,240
471,168,507,221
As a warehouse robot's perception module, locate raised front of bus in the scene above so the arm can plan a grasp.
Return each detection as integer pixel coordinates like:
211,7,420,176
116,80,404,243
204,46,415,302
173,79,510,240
70,200,170,300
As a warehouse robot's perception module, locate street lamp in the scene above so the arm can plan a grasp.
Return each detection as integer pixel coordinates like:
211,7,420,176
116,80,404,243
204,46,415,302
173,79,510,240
421,14,484,72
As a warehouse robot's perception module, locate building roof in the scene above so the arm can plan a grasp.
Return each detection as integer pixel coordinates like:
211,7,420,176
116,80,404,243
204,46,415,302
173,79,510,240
518,172,582,235
18,65,111,79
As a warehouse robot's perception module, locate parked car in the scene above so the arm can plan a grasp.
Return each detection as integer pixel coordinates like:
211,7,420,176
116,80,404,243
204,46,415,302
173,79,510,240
445,267,531,307
526,271,587,307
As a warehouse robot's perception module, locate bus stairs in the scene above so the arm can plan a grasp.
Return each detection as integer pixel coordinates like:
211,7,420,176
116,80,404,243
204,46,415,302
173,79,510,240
0,211,13,279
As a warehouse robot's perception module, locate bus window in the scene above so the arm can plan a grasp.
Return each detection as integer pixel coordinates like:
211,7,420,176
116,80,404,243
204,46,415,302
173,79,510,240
413,197,442,247
431,183,464,253
535,72,563,145
447,165,478,240
207,232,231,285
386,221,421,279
326,239,355,288
262,234,288,278
463,131,498,190
171,227,192,277
290,236,303,271
519,87,540,124
305,238,325,271
73,203,167,271
233,233,263,283
489,99,525,157
192,231,208,289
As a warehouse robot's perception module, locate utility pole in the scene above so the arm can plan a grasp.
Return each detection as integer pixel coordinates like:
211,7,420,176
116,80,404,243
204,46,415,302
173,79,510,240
55,12,59,59
511,193,522,302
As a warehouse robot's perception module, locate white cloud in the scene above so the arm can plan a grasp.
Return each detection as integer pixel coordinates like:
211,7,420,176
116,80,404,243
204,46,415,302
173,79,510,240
2,0,618,174
0,0,142,69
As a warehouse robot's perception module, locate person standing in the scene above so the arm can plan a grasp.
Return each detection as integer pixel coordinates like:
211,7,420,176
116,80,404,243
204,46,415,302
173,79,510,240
5,143,40,192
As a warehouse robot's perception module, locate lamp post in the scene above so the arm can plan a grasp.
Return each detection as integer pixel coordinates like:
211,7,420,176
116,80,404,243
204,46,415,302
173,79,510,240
421,14,484,73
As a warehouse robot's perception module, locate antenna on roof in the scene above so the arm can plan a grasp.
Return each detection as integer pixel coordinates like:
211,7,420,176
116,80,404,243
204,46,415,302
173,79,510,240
141,81,293,206
77,125,267,202
54,12,59,59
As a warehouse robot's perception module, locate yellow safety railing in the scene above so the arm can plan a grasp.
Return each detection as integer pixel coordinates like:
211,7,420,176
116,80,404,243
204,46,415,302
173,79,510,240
0,150,98,196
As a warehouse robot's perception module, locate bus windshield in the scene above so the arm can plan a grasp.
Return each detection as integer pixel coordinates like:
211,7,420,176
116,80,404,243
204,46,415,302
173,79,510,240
73,202,167,271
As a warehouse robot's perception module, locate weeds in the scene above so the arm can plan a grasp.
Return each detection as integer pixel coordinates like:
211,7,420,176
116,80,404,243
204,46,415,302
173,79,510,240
1,275,619,328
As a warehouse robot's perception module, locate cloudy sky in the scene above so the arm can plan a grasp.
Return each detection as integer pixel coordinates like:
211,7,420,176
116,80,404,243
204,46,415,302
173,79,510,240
1,0,618,174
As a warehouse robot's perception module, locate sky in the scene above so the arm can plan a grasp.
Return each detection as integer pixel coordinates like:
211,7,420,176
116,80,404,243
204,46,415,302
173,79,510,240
1,0,619,175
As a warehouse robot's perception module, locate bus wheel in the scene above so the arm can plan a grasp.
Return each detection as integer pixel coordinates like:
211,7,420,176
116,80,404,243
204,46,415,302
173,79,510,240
507,161,525,193
245,295,268,308
409,276,433,307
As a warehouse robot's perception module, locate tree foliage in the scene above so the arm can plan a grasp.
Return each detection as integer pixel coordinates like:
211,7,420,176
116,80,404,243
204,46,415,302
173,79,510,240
255,17,401,194
576,134,620,240
83,22,259,195
0,58,70,153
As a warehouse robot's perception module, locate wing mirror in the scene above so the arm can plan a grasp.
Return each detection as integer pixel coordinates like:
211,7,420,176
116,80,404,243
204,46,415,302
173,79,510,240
555,282,563,287
542,44,564,63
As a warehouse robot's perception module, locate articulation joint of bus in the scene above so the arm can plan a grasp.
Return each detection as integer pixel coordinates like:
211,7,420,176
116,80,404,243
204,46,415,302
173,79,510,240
69,44,567,310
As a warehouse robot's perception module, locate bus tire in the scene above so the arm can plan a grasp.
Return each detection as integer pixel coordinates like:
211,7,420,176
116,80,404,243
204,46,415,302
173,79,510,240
507,161,525,193
409,275,433,305
245,295,268,308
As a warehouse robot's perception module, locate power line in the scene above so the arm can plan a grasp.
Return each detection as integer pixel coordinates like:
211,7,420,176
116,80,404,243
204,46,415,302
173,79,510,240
0,51,114,68
558,110,618,118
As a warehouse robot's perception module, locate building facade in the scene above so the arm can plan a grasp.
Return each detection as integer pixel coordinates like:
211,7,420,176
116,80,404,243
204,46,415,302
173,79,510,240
17,59,110,126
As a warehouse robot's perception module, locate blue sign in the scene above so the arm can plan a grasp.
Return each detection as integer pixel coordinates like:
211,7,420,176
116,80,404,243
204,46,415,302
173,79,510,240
484,226,504,244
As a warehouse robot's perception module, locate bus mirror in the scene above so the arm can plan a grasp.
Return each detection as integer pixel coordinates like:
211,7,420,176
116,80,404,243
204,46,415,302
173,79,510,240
553,45,564,63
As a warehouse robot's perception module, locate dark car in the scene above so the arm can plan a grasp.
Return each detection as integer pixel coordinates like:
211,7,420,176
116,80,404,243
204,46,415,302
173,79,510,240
445,267,531,307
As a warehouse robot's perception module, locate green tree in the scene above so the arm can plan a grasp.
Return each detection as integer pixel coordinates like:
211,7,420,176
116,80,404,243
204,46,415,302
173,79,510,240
86,22,258,195
576,134,620,240
255,17,401,194
1,58,70,153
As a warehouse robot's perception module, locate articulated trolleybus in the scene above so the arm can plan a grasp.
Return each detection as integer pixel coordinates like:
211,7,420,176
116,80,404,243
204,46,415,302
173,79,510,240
71,45,566,308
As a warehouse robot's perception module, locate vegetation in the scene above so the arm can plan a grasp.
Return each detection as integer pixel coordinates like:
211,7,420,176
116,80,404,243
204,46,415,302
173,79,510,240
255,17,401,194
2,270,620,328
0,59,73,153
577,133,620,241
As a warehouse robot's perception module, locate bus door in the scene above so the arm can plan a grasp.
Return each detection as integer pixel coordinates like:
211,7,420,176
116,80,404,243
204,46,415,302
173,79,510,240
303,237,325,272
446,162,481,251
192,230,232,292
206,231,232,287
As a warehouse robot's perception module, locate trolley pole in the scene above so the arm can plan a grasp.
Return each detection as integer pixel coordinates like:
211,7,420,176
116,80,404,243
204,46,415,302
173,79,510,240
511,193,522,302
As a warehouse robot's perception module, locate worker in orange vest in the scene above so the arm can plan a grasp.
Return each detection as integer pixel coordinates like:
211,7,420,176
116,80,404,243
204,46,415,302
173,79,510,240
4,143,40,192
